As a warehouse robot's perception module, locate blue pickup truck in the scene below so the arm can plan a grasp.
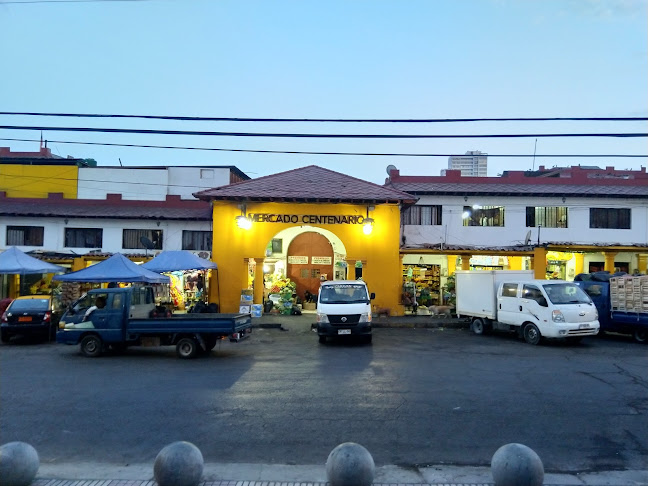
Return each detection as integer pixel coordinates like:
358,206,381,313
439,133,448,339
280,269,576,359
574,274,648,344
57,286,252,358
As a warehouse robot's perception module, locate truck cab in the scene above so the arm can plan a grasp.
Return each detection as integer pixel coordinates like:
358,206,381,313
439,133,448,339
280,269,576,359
316,280,374,344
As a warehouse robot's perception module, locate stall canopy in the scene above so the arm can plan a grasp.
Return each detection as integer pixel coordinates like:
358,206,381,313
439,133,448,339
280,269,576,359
53,253,170,284
0,247,66,274
141,250,217,273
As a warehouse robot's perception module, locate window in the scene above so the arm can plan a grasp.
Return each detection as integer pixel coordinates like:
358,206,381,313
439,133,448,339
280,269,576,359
462,206,504,227
181,230,211,251
271,238,283,253
590,208,631,229
402,205,442,225
64,228,103,248
6,226,44,246
526,207,568,228
522,284,547,306
501,283,518,297
122,229,163,250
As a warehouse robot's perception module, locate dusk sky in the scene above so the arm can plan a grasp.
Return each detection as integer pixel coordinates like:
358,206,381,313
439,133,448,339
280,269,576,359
1,0,646,184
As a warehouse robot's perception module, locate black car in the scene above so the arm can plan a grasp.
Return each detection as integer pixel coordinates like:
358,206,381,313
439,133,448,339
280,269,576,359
1,296,59,343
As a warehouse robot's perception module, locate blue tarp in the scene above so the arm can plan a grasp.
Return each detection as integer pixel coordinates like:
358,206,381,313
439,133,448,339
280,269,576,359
53,253,170,284
0,247,66,275
141,250,217,272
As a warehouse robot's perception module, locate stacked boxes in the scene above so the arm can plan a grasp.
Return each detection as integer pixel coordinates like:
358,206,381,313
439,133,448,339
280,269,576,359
239,289,253,314
610,276,648,313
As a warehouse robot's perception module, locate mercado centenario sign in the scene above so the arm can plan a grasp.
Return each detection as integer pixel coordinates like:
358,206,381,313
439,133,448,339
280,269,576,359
249,213,366,224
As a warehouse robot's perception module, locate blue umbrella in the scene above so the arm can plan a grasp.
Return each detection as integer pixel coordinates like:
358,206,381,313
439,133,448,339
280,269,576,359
53,253,169,284
0,247,65,274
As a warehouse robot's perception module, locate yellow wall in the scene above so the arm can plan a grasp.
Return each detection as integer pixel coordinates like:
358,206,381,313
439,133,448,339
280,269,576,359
209,201,404,314
0,165,78,198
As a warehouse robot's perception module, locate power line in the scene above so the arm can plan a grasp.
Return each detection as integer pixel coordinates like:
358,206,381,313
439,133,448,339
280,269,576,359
1,112,646,123
1,0,151,4
1,137,646,158
1,125,646,138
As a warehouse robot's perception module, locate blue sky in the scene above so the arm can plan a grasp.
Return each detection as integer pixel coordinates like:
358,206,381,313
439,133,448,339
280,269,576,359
1,0,646,184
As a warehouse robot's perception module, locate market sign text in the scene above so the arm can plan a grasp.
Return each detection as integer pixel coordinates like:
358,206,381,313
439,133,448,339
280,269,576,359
249,213,365,225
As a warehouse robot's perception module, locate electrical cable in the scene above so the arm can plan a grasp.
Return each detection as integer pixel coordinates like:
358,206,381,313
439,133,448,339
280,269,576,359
1,112,647,123
1,125,646,138
1,137,645,158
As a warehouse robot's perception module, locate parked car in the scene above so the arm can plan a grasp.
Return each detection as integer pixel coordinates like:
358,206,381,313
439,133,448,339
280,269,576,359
1,295,59,343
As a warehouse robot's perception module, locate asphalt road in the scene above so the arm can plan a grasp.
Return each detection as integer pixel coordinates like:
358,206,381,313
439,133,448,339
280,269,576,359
1,324,646,473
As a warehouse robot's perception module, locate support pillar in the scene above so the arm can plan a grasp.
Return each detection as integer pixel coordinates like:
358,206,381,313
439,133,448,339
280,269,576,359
253,258,265,305
604,252,617,273
508,256,523,270
461,255,471,271
447,255,457,276
574,253,584,276
533,247,547,279
637,254,647,274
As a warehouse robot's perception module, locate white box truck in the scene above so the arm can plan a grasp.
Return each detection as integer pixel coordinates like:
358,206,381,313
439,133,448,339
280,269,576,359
455,270,600,345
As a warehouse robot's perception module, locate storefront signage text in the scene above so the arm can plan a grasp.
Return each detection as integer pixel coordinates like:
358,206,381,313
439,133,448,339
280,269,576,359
249,213,365,225
288,256,309,264
312,256,332,265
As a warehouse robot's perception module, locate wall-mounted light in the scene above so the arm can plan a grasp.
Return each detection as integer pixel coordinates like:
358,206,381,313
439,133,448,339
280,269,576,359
64,218,69,225
236,203,252,230
363,206,375,235
464,196,468,202
562,197,566,203
156,221,161,227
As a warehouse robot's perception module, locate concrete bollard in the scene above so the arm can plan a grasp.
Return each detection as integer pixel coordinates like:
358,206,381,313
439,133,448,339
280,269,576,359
326,442,375,486
153,441,204,486
491,442,544,486
0,442,40,486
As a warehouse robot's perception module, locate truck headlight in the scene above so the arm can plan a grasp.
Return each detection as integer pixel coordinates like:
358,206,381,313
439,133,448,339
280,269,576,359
359,313,371,323
317,313,329,324
552,310,565,322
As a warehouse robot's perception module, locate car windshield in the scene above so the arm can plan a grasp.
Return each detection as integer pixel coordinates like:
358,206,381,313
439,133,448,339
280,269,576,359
542,283,592,305
319,284,368,304
9,298,50,312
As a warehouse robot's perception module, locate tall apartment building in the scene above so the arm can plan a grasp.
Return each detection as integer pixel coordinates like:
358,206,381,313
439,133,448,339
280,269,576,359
444,150,488,176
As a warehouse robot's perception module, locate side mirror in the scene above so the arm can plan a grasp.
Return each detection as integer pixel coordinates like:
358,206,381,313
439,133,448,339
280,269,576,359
370,292,376,300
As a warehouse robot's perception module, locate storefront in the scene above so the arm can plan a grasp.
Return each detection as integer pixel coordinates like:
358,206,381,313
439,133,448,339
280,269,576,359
195,166,416,315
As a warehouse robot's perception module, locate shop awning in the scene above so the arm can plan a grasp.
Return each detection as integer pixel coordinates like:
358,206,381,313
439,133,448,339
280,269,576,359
0,247,66,275
53,253,170,284
141,250,217,273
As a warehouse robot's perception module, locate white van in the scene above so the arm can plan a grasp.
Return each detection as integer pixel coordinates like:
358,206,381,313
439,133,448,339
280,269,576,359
456,270,599,344
316,280,374,344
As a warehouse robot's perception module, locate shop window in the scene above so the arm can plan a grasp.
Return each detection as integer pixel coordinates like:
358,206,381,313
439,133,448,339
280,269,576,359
182,230,211,251
590,208,631,229
301,269,309,278
64,228,103,248
6,225,44,246
402,205,442,225
462,206,504,227
122,229,163,250
526,206,568,228
311,269,321,279
272,239,283,253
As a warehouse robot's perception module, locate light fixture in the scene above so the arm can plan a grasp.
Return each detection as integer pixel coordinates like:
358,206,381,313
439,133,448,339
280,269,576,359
235,203,252,230
156,221,161,227
562,197,566,203
64,218,68,225
363,206,375,235
464,196,468,202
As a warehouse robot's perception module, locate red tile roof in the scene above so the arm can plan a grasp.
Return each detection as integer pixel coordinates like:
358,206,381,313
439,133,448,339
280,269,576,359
194,165,417,204
0,193,211,220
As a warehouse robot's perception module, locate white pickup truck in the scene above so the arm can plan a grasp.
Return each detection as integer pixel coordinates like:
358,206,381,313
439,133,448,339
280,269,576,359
455,270,599,344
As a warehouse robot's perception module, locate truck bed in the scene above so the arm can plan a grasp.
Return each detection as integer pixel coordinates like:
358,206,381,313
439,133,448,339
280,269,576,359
127,313,252,334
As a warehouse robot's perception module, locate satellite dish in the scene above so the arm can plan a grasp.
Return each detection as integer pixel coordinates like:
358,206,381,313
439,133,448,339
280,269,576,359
524,230,532,246
386,164,398,176
140,236,155,250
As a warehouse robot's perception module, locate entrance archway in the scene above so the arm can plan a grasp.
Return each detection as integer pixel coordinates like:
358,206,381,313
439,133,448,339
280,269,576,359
287,232,334,301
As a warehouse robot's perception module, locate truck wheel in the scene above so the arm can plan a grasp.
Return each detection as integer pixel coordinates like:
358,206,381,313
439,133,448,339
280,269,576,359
80,335,103,357
523,323,541,345
176,337,198,359
472,318,486,335
633,329,647,344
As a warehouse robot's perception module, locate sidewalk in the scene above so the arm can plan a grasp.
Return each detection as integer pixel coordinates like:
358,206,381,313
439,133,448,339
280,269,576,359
33,462,648,486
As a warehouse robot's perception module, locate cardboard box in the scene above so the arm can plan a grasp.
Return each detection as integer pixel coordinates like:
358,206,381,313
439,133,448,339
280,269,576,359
250,304,263,317
303,302,316,310
239,305,251,314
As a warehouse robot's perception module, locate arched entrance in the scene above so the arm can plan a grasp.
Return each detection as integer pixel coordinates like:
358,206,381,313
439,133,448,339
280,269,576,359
287,232,334,301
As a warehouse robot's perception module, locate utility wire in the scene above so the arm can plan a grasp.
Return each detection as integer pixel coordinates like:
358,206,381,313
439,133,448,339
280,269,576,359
1,112,646,123
1,137,646,158
1,125,646,138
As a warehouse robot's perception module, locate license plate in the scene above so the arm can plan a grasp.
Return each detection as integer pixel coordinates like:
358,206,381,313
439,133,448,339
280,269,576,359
18,316,32,322
338,329,351,335
579,323,590,329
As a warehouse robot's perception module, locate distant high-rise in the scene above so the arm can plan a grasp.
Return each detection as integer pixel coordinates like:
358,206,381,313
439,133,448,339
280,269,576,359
444,150,488,176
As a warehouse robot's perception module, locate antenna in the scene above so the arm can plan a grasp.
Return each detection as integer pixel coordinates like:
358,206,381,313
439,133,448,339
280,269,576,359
140,236,155,257
524,230,532,245
532,138,537,171
119,158,123,167
386,164,397,176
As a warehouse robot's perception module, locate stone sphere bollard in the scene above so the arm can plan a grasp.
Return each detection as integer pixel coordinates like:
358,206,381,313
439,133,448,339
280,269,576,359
326,442,375,486
0,441,40,486
491,443,544,486
153,441,204,486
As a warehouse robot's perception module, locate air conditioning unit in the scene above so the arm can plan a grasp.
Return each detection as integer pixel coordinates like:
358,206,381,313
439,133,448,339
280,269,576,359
192,251,211,259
